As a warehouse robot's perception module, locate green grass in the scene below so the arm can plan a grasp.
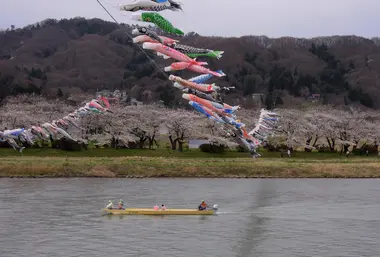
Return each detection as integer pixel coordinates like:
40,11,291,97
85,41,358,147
0,147,249,158
0,147,374,160
0,147,379,178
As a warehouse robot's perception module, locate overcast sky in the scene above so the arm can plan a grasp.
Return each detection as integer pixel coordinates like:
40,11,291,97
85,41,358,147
1,0,378,38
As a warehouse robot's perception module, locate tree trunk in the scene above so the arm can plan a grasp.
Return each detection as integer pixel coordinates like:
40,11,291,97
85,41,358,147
304,137,312,152
344,144,349,153
358,142,367,155
148,135,156,149
353,141,360,152
138,137,147,148
153,138,159,148
326,137,335,151
177,132,185,152
312,136,319,147
148,139,153,149
111,136,116,148
178,141,184,152
169,135,176,150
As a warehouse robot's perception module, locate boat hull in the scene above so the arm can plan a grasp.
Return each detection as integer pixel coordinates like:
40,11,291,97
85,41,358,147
102,208,216,215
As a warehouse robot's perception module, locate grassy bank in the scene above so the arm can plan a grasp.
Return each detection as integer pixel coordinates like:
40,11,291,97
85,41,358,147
0,147,377,159
0,147,248,158
1,153,380,178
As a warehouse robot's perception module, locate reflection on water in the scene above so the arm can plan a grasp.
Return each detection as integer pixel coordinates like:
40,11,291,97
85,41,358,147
0,178,379,257
235,179,278,257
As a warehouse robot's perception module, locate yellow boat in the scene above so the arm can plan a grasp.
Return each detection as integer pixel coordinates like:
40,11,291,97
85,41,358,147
102,205,219,216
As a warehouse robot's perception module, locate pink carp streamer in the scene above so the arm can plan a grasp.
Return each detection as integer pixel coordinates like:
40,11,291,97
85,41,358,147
105,0,283,157
142,42,208,66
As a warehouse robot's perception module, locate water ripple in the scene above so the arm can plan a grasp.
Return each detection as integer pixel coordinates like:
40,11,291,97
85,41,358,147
0,178,379,257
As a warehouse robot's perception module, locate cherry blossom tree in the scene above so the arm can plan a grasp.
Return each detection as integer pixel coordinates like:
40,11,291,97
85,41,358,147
164,108,199,151
362,117,380,153
276,108,304,148
80,105,138,148
124,104,166,149
319,107,366,154
347,109,380,154
300,107,329,151
200,119,239,149
0,94,74,129
4,93,380,155
238,108,260,130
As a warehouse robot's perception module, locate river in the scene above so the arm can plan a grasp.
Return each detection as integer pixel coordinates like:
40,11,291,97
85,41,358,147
0,178,379,257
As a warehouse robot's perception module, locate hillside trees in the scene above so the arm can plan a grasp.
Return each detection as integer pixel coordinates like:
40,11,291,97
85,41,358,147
0,17,379,107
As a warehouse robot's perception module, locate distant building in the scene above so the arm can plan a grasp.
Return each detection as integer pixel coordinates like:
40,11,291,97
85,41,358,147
251,93,264,101
312,94,320,101
249,93,265,108
96,90,128,103
307,94,321,102
95,90,112,98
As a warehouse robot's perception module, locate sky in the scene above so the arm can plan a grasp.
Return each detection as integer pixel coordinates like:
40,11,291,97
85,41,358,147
1,0,379,38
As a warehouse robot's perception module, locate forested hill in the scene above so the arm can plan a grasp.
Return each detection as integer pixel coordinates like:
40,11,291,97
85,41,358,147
0,17,380,109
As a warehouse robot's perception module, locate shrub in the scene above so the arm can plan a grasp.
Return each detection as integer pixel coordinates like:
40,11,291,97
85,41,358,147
51,138,87,151
199,143,225,153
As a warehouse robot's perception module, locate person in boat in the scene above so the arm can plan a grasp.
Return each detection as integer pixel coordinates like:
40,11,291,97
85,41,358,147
106,200,114,209
198,200,209,211
154,205,159,210
161,204,166,211
117,199,125,210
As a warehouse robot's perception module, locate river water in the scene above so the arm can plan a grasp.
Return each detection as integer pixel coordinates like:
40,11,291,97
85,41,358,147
0,178,379,257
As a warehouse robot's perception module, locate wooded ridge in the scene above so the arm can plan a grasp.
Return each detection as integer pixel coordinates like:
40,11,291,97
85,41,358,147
0,17,379,109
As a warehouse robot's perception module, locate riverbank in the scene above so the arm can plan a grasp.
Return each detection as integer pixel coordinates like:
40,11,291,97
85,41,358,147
0,147,377,159
1,155,379,178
